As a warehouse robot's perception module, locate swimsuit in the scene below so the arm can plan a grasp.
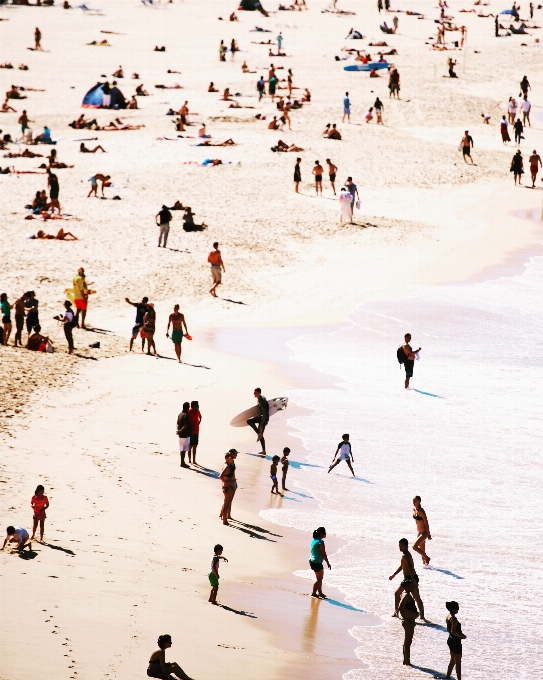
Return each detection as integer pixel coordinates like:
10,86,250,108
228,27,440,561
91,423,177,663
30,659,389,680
315,174,322,182
147,659,167,679
447,618,463,655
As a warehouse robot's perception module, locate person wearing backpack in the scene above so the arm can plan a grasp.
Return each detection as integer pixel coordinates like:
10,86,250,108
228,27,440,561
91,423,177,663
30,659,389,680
398,333,421,389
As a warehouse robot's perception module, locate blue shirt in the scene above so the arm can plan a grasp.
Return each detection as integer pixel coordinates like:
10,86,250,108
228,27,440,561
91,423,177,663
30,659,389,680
344,97,350,109
310,538,324,563
277,35,283,47
43,128,51,142
347,182,357,198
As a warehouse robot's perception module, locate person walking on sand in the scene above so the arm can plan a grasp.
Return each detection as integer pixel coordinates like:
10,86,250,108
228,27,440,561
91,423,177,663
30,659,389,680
328,434,355,476
374,97,384,124
445,601,466,680
326,159,337,195
508,97,518,125
514,117,524,146
270,456,282,495
34,27,42,51
312,160,324,196
399,578,419,667
247,387,269,455
166,304,188,363
511,149,524,185
281,447,290,490
346,176,359,220
522,94,531,126
400,333,420,388
310,527,331,598
389,537,426,620
500,115,511,144
30,485,49,541
257,75,266,101
529,150,541,187
208,242,225,297
389,68,400,98
460,131,474,164
147,635,193,680
73,267,89,329
126,296,148,351
48,168,61,214
208,544,228,604
188,401,202,465
156,205,172,248
339,187,352,222
412,496,431,565
343,92,351,123
294,157,302,193
18,110,32,134
220,450,237,524
177,402,192,467
2,526,30,552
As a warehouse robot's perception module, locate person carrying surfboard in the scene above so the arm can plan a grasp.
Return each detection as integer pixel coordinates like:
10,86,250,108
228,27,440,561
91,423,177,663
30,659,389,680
247,388,269,455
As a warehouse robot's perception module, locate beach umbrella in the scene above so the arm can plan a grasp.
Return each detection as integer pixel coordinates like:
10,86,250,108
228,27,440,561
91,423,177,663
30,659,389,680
82,82,105,108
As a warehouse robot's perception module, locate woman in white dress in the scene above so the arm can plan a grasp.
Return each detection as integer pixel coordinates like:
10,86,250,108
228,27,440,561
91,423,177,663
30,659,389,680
339,187,352,222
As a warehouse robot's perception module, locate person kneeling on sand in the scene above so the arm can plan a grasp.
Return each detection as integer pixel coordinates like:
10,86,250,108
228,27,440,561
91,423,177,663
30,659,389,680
147,635,193,680
2,525,31,552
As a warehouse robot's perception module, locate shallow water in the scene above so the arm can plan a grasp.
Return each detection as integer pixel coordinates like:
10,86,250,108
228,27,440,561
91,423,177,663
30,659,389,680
260,250,543,678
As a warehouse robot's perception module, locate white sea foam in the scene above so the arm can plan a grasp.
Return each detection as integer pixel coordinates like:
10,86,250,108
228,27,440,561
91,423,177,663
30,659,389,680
260,253,543,679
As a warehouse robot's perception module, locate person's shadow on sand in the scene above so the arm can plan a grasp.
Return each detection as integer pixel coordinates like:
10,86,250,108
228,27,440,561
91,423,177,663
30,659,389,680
218,604,257,618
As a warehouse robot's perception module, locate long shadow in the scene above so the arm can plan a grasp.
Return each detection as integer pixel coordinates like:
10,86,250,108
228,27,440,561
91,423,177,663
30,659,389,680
321,598,366,613
421,621,447,632
221,298,247,305
288,490,314,499
83,327,114,334
182,362,211,369
427,566,463,580
184,466,219,479
245,453,322,469
218,604,257,618
352,476,372,484
410,664,447,678
230,519,282,537
412,389,444,399
281,495,301,502
19,550,38,560
167,248,191,253
74,354,98,361
227,523,277,542
44,543,75,555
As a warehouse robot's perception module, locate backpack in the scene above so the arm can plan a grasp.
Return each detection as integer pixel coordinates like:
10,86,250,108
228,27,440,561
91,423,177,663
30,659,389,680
397,346,406,366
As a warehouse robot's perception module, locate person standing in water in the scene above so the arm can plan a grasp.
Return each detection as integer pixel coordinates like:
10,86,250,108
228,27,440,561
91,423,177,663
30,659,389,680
389,537,426,620
208,242,225,298
147,635,193,680
401,333,420,389
399,578,419,666
247,388,269,454
445,601,466,679
166,304,188,363
310,527,331,598
412,495,431,565
328,434,355,476
270,455,282,494
281,447,290,491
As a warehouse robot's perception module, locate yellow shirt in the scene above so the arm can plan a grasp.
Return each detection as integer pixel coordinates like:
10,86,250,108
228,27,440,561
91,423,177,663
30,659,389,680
73,274,88,300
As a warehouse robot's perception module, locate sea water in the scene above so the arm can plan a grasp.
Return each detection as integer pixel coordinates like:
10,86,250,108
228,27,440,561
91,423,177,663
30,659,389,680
260,253,543,679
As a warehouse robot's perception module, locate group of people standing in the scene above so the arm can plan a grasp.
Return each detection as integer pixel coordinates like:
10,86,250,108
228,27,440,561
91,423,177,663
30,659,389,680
126,297,189,361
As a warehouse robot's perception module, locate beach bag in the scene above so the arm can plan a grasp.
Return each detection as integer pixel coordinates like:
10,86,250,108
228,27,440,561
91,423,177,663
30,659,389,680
355,200,361,210
397,346,406,366
45,341,54,353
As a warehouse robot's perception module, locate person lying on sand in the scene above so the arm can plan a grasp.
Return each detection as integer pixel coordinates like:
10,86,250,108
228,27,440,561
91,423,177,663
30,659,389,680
196,139,236,146
87,39,110,46
33,228,77,240
127,95,138,109
269,48,287,57
155,83,183,89
136,84,149,96
228,103,255,109
80,142,106,153
0,63,14,69
273,139,304,152
69,114,99,130
5,149,43,158
102,122,144,131
0,166,11,174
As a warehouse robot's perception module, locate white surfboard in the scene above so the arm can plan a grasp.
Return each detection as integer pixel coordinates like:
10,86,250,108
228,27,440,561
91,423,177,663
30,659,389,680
230,397,288,427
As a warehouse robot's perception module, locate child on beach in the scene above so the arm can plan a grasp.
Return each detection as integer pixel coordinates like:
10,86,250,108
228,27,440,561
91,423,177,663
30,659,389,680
281,447,290,491
30,484,49,541
2,526,30,552
328,434,355,476
270,455,282,494
208,544,228,604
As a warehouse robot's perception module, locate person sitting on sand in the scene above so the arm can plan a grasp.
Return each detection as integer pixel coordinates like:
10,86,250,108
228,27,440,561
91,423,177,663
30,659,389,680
301,88,311,102
127,95,138,109
132,72,140,79
241,61,256,73
208,82,218,92
26,325,49,351
35,126,52,144
175,117,185,132
135,84,149,96
6,85,26,100
199,124,211,139
221,88,236,102
268,116,280,130
370,69,380,77
183,207,207,232
168,200,187,211
1,99,16,113
112,65,124,78
229,11,238,20
328,124,342,140
147,634,193,680
80,142,106,153
46,148,73,169
34,228,77,240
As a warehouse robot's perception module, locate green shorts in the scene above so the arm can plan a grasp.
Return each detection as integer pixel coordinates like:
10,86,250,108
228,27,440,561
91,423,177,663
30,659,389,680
171,329,184,344
208,573,219,587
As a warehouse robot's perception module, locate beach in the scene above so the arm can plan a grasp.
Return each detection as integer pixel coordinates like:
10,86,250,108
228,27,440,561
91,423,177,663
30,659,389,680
1,0,542,678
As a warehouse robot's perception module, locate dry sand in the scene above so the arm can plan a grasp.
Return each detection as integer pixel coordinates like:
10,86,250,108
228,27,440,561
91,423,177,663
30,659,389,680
1,0,542,678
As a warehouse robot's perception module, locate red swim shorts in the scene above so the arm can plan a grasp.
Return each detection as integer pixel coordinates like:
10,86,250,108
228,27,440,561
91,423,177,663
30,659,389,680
74,298,87,311
33,510,46,521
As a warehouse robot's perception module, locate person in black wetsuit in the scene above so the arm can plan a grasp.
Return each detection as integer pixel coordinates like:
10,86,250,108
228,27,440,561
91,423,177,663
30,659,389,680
147,634,192,679
446,601,466,679
247,387,269,454
398,578,419,666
